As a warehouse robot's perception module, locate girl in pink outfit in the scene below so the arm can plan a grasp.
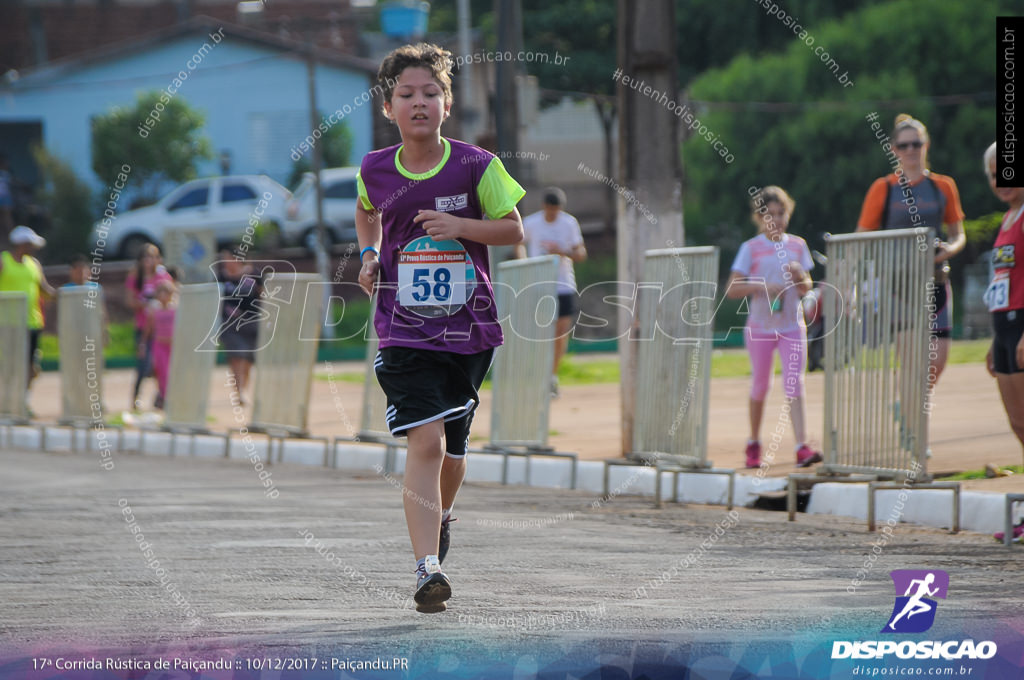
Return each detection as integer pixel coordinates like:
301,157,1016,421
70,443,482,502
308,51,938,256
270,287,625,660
125,244,173,409
726,185,822,470
142,279,177,410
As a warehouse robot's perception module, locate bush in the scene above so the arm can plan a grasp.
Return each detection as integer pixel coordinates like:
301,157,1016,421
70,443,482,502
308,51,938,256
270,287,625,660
963,212,1002,251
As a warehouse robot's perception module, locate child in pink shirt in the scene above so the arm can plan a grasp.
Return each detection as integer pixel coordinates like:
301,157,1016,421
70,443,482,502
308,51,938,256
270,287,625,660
726,185,821,470
142,279,177,410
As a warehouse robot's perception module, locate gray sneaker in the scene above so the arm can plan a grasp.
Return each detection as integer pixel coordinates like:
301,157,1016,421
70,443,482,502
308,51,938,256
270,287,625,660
414,556,451,613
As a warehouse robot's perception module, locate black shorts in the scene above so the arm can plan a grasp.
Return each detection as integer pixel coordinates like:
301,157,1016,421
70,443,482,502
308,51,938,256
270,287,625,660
374,346,494,457
557,292,579,320
928,281,952,339
992,310,1024,374
220,327,258,363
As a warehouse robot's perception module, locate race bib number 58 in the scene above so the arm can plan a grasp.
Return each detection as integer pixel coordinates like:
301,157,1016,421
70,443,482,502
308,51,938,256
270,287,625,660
398,250,467,308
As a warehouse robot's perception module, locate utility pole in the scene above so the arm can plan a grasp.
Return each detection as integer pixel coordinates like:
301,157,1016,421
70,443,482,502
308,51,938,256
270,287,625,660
493,0,522,178
305,34,333,337
616,0,683,457
457,0,475,120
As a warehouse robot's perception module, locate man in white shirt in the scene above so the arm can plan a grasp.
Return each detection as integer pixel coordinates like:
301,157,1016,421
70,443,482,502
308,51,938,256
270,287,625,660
516,187,587,396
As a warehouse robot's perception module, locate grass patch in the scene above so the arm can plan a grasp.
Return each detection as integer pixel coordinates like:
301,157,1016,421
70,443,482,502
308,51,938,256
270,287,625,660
314,339,993,388
556,357,621,384
948,339,990,364
936,465,1023,481
552,338,993,385
40,321,137,361
315,370,365,383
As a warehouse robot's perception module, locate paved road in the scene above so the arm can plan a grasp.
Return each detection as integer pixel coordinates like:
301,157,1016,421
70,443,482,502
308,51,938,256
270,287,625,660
1,448,1021,678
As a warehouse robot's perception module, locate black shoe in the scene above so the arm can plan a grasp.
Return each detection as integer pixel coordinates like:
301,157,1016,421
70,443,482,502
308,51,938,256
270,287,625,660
438,516,456,565
414,561,452,614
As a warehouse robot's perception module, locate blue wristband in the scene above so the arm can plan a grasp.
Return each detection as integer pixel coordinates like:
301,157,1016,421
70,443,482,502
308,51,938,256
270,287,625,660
360,246,379,260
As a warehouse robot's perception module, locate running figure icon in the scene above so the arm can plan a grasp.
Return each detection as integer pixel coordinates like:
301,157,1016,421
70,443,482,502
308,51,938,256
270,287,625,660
888,573,939,630
882,569,949,634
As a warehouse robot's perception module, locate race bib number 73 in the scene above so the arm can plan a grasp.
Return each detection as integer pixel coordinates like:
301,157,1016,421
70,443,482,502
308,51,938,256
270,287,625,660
985,270,1010,312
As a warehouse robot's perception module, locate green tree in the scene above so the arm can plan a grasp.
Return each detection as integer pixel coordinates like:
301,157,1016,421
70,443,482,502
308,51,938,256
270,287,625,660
683,0,1010,267
429,0,891,231
286,118,355,190
91,91,212,201
31,146,93,264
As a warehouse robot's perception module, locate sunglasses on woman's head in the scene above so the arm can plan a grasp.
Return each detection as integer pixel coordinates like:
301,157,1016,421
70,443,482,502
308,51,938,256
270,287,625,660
895,141,924,150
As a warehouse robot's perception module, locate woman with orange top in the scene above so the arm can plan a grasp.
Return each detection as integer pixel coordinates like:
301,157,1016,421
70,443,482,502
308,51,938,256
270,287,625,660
856,114,966,390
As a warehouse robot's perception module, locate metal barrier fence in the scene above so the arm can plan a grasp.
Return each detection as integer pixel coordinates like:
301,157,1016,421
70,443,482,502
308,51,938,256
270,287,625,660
631,247,718,467
250,273,323,435
0,292,29,422
163,283,221,431
490,255,559,449
57,287,104,425
823,228,934,480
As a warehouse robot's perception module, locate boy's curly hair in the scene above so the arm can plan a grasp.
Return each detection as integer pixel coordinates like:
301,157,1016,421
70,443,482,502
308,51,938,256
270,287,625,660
377,43,454,114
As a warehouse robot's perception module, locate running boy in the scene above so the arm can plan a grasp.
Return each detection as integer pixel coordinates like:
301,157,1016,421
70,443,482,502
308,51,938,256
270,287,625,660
355,43,525,613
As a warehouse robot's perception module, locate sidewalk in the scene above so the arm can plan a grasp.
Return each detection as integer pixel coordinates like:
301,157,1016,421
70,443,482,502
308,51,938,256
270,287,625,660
24,360,1024,482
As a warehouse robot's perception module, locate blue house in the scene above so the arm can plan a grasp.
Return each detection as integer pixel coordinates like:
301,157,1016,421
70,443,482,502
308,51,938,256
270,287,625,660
0,16,378,195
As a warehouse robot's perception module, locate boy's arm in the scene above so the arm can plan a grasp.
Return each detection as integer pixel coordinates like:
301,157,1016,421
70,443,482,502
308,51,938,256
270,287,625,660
356,204,382,296
568,218,587,263
412,207,524,246
38,272,56,300
566,241,587,263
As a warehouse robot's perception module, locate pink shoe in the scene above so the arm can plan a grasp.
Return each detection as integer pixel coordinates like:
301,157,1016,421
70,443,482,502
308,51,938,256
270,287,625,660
745,441,761,469
993,524,1024,543
796,445,823,468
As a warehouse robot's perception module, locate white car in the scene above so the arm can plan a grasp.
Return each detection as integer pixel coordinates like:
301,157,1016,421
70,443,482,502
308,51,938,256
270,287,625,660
284,167,359,251
92,175,290,260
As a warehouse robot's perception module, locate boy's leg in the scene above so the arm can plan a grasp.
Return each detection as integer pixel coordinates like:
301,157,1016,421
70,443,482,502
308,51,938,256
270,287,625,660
403,419,446,559
440,454,466,511
553,293,578,375
553,316,572,374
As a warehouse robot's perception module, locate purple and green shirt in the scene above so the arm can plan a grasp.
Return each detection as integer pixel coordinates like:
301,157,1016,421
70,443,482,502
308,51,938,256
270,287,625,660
357,138,525,354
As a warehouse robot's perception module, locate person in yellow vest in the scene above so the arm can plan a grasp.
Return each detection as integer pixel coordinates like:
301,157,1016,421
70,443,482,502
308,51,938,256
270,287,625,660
0,226,56,405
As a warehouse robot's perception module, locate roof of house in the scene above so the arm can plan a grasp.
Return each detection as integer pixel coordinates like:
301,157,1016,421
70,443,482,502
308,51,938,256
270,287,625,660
2,15,378,91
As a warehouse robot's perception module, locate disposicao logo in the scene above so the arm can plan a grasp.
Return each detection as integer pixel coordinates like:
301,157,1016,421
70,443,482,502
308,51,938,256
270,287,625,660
882,569,948,634
831,569,997,661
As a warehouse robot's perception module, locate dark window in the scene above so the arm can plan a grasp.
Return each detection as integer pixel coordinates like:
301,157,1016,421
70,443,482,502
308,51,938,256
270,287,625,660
324,179,357,200
221,183,257,203
168,187,209,211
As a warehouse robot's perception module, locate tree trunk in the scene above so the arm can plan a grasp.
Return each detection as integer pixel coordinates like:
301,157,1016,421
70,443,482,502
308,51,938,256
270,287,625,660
617,0,684,457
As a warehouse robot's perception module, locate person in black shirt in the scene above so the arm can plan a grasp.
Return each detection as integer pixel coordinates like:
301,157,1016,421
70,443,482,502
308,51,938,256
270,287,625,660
215,250,263,405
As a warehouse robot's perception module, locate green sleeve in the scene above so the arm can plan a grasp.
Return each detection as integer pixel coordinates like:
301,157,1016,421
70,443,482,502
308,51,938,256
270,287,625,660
356,171,375,211
477,157,525,220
